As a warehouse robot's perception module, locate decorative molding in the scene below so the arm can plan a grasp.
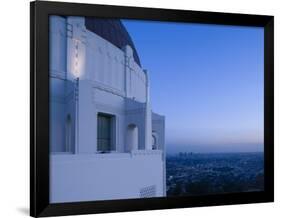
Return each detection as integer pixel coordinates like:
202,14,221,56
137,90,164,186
92,81,125,98
95,102,125,115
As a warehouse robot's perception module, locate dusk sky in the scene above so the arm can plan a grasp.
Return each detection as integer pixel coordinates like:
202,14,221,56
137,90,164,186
123,20,264,153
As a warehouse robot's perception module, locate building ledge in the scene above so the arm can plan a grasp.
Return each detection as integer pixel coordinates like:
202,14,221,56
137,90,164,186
50,150,163,160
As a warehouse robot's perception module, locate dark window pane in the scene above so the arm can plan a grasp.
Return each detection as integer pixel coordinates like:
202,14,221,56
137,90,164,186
97,114,111,151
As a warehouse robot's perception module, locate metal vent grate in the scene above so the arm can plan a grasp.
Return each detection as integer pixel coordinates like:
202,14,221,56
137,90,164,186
139,185,156,198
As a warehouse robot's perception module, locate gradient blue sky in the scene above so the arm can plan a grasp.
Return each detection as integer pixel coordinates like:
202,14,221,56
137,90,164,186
122,20,264,153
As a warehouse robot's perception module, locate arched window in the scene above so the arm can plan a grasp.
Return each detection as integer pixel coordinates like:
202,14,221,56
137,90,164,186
65,114,72,152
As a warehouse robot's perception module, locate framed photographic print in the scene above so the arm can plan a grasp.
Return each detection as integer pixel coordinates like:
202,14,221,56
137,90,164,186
30,1,274,217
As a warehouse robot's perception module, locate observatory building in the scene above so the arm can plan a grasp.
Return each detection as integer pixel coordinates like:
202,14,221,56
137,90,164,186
49,16,166,203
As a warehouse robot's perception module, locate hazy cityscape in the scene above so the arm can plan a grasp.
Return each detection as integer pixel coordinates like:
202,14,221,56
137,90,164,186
124,20,264,197
166,151,264,196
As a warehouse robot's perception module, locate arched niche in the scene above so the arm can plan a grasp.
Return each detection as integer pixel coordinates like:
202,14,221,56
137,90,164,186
126,124,138,152
152,131,159,150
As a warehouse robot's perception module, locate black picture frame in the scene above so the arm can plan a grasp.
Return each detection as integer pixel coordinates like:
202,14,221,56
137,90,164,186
30,1,274,217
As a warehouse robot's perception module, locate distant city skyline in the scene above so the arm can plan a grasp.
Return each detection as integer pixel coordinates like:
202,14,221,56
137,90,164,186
123,20,264,153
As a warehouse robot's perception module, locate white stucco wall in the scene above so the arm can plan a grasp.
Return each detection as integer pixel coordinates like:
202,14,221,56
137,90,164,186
49,15,166,203
50,151,164,203
50,16,67,77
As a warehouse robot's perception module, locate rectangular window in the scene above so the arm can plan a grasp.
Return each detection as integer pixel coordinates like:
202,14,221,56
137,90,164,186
97,113,114,152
